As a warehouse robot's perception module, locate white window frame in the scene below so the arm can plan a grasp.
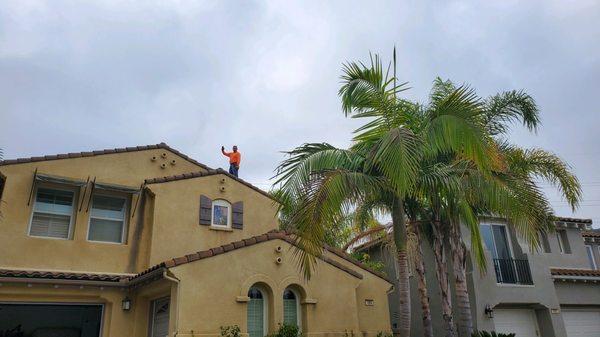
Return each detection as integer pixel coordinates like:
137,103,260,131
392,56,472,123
87,192,129,244
481,222,515,259
283,288,302,330
149,296,170,337
556,230,569,254
538,231,551,253
585,245,597,270
28,185,77,240
248,286,268,337
211,199,232,228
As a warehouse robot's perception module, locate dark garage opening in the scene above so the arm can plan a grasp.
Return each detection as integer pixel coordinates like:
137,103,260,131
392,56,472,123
0,303,102,337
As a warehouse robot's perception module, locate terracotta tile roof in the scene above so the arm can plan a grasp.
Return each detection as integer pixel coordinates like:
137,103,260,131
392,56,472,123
550,268,600,278
130,230,392,284
554,217,593,224
0,268,129,283
582,230,600,238
144,168,275,201
0,142,211,171
0,142,273,202
0,233,391,287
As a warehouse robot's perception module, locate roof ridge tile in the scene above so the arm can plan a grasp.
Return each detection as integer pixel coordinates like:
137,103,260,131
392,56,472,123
0,142,211,171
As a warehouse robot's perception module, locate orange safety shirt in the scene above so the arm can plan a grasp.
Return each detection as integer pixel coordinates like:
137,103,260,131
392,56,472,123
223,151,241,165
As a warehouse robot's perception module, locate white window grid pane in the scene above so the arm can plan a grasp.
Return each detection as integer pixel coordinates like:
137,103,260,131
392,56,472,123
30,188,74,239
283,299,298,326
30,213,71,239
88,218,124,243
33,188,74,215
88,194,127,243
91,195,126,220
247,298,264,337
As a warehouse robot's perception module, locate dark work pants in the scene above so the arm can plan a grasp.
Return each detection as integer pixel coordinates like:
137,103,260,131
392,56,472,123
229,163,239,177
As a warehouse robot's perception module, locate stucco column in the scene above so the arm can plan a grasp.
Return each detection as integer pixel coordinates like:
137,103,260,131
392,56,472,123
272,285,283,332
538,309,567,337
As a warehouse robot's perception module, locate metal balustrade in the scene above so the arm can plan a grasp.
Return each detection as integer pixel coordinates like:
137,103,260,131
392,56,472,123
492,258,534,285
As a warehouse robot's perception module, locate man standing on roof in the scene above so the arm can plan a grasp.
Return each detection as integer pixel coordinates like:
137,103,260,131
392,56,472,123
221,145,241,177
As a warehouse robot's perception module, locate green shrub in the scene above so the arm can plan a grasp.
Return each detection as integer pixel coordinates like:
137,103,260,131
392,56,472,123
350,252,386,273
375,331,393,337
471,331,515,337
278,324,301,337
220,325,241,337
267,324,301,337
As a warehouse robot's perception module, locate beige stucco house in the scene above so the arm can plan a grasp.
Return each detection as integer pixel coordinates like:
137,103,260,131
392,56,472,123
0,143,392,337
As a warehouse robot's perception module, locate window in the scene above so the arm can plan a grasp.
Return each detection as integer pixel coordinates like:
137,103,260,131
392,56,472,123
538,232,551,253
29,187,75,239
248,287,267,337
88,194,127,243
481,222,535,284
556,230,571,254
480,223,513,259
586,245,597,270
283,288,300,328
212,199,231,227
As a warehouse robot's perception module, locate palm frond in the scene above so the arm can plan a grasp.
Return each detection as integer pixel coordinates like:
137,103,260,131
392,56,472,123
483,90,540,136
362,126,422,196
339,53,409,116
287,169,388,279
273,143,365,199
503,146,582,211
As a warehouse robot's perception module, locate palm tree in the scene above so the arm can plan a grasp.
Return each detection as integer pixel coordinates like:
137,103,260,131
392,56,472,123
336,74,581,337
404,200,434,337
274,55,496,337
412,80,582,337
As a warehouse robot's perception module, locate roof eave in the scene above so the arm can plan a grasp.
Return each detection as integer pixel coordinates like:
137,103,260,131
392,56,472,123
552,275,600,283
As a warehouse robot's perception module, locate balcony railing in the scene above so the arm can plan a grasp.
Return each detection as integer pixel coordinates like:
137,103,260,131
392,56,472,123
492,258,533,285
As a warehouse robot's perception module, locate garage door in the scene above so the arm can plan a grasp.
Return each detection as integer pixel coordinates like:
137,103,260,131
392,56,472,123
0,303,102,337
494,309,539,337
563,309,600,337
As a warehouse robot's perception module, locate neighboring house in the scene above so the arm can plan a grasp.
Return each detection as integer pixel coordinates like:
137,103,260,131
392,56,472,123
354,218,600,337
0,143,392,337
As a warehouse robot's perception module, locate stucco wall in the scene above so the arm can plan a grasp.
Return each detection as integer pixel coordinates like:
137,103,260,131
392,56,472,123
531,227,592,269
145,175,279,266
0,283,135,337
0,149,204,274
170,239,391,337
554,282,600,306
362,221,596,337
0,147,392,337
0,278,180,337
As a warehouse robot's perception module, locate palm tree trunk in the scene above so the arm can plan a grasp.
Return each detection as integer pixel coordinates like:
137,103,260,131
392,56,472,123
431,221,456,337
410,221,433,337
391,198,411,337
450,222,473,337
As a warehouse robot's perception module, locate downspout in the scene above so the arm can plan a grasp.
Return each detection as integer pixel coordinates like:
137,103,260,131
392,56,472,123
163,270,181,337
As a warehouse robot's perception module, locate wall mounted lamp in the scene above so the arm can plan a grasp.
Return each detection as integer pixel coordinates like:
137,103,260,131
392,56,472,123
484,304,494,318
122,297,132,311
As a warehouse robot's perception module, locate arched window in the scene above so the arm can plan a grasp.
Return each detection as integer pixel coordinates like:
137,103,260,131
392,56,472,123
283,288,300,328
248,287,267,337
212,199,231,227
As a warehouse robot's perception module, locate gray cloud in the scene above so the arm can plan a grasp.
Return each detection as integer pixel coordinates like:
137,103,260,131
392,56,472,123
0,0,598,225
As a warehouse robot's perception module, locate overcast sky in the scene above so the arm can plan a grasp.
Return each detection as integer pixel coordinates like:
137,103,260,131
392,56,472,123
0,1,598,226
